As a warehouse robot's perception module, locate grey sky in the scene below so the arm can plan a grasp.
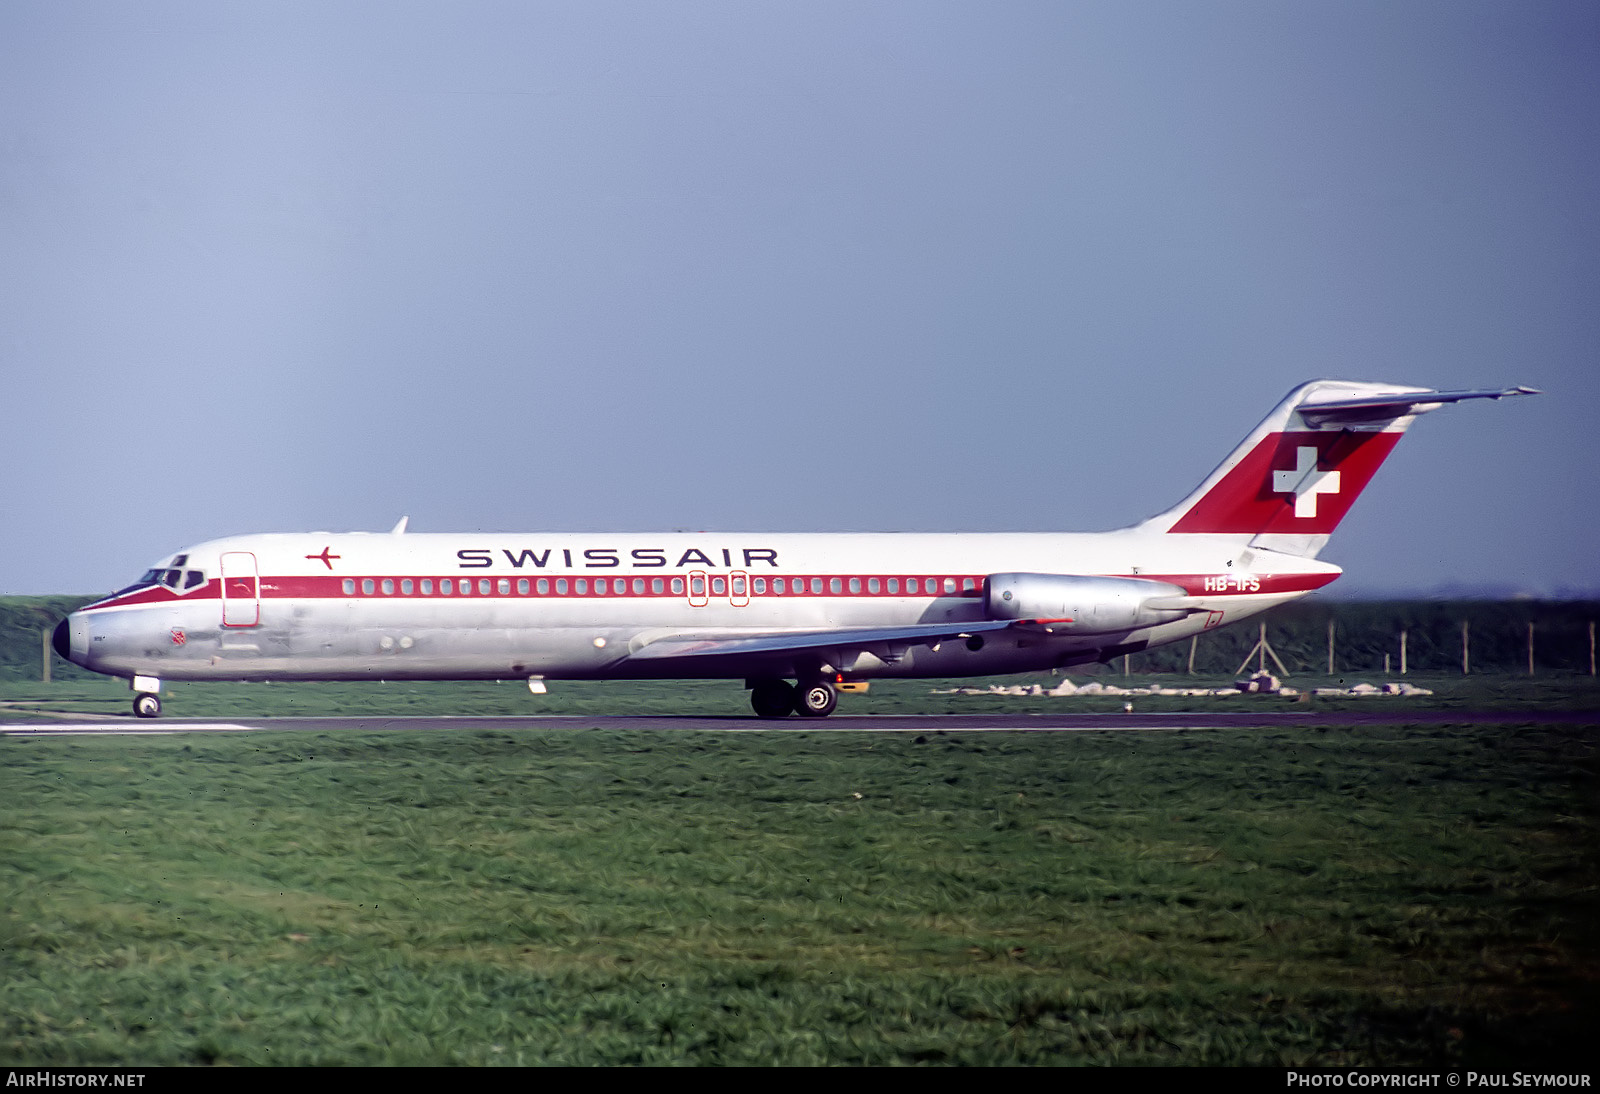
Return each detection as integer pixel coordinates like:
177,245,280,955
3,1,1595,596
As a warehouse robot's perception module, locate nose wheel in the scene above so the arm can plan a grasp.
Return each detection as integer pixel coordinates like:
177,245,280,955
133,693,162,719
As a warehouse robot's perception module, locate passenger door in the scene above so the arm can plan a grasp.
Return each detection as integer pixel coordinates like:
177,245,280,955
220,551,260,627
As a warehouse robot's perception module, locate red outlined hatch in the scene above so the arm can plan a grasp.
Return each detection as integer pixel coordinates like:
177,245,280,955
220,551,260,627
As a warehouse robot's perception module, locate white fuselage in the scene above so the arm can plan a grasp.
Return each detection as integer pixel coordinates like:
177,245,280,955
59,529,1337,684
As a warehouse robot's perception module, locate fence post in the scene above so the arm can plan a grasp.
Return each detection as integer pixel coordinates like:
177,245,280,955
1461,619,1470,676
42,628,51,684
1527,621,1535,677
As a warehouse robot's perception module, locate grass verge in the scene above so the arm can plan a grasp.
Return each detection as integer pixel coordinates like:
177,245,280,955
3,720,1596,1065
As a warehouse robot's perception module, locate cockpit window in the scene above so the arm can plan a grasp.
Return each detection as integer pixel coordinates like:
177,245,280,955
112,566,207,597
111,569,164,596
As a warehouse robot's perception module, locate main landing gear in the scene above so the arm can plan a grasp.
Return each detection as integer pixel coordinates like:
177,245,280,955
749,678,839,719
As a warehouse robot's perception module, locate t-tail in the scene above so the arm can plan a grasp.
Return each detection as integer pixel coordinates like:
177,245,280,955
1139,380,1539,558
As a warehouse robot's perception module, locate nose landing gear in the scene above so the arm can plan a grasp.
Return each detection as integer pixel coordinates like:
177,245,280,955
131,675,162,718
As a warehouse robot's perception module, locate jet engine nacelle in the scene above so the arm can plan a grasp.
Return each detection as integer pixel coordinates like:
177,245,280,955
985,573,1194,634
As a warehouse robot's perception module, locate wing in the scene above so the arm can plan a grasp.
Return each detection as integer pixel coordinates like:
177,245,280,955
624,619,1020,666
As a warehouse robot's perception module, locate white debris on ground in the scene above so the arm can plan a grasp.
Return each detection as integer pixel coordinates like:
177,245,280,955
933,673,1433,698
1313,681,1434,697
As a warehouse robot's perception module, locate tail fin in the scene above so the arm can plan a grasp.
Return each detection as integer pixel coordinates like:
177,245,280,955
1140,380,1537,558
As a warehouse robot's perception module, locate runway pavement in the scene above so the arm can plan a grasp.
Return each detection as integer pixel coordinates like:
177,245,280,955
5,709,1597,736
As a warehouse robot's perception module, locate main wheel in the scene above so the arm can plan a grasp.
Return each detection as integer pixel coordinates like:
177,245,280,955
793,681,838,718
133,693,161,719
750,679,796,718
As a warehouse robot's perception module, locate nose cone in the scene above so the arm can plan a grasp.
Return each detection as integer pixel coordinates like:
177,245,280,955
52,614,86,666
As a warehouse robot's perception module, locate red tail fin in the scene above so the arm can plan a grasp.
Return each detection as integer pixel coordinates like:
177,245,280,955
1140,381,1536,555
1168,428,1401,535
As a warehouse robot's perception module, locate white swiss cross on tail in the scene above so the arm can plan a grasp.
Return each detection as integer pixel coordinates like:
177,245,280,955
1273,446,1341,518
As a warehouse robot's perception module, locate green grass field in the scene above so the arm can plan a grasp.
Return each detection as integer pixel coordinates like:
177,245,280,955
2,678,1596,1065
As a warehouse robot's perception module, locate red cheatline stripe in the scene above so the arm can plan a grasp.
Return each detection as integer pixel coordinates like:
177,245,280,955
78,570,1336,612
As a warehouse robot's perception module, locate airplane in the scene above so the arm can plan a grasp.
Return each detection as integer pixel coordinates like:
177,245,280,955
53,380,1535,719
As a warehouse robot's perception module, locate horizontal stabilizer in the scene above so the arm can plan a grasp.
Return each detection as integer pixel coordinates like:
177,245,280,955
1297,386,1539,427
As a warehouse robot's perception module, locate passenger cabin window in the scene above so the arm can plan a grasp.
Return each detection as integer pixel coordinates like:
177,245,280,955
343,579,356,595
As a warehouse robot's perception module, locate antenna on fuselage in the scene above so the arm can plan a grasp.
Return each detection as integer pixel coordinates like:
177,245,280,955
390,516,409,535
